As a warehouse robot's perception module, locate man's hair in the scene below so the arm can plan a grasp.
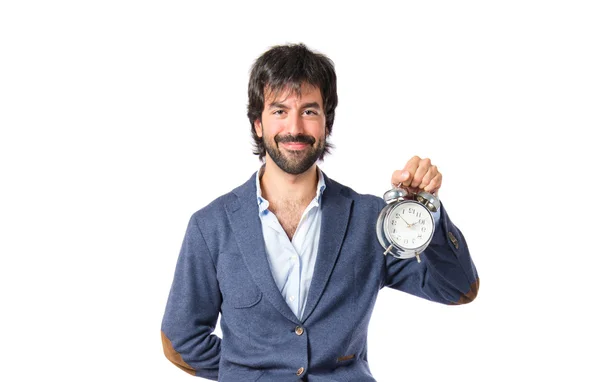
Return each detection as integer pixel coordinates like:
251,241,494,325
247,43,338,160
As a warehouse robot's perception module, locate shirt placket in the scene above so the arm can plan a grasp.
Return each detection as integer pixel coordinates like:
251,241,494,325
264,210,302,317
291,203,318,318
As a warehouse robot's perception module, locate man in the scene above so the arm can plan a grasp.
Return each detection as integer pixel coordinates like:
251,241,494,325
161,43,479,381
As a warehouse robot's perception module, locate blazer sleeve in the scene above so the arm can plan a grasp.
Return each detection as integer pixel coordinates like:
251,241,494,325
384,202,479,305
161,214,222,379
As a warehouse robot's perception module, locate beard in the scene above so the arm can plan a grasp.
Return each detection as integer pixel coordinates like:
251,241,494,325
263,133,326,175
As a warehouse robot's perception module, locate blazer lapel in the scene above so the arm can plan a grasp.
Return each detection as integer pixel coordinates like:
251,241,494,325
301,174,353,323
226,173,299,324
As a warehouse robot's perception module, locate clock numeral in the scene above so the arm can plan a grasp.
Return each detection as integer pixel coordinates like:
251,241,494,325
419,219,426,225
421,227,427,232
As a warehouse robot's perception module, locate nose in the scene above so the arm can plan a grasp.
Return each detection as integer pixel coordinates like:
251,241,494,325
286,112,305,135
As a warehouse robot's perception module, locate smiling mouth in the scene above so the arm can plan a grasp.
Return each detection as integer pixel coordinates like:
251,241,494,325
280,142,310,150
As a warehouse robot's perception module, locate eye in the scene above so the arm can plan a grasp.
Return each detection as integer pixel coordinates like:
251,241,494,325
303,109,319,116
272,110,285,115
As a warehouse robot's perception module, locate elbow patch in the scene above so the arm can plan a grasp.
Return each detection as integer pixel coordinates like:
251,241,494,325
451,278,480,305
161,331,196,376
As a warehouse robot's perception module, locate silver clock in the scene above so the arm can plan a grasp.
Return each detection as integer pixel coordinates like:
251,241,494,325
376,187,440,263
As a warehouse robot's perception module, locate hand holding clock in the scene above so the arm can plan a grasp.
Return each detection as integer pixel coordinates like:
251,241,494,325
391,156,442,194
377,156,442,262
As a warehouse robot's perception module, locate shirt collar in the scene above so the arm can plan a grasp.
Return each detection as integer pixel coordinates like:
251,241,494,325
256,165,327,214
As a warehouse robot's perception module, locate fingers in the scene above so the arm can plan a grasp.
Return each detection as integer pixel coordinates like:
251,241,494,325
391,156,442,194
411,158,431,188
424,173,442,194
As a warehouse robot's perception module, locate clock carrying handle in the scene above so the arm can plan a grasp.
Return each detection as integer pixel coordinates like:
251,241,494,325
385,185,440,213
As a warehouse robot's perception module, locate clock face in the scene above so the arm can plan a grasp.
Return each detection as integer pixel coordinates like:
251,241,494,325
386,201,434,250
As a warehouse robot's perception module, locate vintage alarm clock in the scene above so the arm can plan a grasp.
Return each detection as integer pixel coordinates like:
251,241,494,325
376,187,440,263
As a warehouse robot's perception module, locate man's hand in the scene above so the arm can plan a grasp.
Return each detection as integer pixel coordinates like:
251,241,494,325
391,156,442,194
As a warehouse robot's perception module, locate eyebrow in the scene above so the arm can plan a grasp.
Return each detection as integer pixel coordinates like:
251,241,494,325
268,102,322,110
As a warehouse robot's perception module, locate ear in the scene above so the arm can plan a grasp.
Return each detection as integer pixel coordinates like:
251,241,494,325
254,120,263,138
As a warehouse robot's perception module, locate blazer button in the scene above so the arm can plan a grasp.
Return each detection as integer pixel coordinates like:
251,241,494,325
295,326,304,336
296,367,305,376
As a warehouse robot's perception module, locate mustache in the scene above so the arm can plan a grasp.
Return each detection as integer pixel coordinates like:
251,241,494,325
275,134,316,145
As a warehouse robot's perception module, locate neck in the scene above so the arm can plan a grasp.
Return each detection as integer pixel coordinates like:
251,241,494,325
259,157,318,205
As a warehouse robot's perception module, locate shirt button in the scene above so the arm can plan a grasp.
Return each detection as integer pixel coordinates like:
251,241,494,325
289,295,296,302
296,367,305,376
295,326,304,336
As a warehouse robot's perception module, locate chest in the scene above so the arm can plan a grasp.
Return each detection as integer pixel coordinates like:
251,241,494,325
272,205,304,240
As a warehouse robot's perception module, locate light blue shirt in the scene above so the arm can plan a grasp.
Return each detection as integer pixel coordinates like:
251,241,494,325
256,166,326,320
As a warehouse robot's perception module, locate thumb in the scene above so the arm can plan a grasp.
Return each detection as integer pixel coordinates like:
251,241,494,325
398,170,410,182
392,170,411,186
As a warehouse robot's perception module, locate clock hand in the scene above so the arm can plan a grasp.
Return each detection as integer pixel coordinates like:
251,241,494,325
405,219,417,228
398,215,411,227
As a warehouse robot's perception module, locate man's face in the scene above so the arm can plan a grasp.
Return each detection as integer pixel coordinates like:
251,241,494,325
254,84,327,175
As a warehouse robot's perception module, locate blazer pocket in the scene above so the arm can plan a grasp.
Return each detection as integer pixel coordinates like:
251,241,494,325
221,365,265,381
232,288,262,309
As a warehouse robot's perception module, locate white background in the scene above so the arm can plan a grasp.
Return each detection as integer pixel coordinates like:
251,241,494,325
1,1,599,381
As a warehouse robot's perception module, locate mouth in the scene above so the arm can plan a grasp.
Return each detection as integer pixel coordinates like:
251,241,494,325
280,142,310,150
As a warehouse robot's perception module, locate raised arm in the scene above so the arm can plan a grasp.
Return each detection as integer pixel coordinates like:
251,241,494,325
385,156,479,303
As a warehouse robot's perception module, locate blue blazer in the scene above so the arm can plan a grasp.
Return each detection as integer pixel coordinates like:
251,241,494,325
161,172,479,381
